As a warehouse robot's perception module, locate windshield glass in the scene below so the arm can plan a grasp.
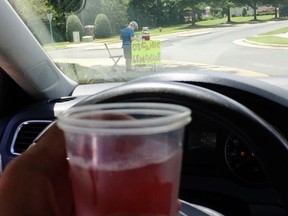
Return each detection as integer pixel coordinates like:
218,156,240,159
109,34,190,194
8,0,288,84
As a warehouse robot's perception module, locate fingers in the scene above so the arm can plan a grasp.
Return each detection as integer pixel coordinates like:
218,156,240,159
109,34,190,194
23,121,67,178
0,121,74,216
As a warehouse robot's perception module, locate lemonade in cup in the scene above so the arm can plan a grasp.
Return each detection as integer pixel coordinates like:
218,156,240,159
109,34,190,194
57,102,191,216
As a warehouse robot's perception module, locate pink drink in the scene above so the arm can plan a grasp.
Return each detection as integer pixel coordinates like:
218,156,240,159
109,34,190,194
58,103,191,216
68,142,182,216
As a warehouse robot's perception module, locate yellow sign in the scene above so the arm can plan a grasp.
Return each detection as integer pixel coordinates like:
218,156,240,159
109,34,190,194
132,40,161,65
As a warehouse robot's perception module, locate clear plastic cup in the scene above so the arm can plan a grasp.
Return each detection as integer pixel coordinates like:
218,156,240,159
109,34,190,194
57,102,191,216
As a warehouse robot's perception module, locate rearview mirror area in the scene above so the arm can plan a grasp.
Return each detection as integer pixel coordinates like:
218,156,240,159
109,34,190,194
61,0,86,13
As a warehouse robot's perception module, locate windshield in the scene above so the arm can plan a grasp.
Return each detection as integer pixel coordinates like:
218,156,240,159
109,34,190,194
8,0,288,84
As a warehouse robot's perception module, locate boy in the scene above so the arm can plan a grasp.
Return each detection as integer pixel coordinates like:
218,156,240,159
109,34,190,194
120,21,138,71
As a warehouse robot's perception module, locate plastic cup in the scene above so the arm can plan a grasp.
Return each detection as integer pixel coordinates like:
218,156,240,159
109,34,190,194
57,102,191,216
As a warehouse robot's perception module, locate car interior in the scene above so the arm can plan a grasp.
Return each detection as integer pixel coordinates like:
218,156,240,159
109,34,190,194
1,0,288,215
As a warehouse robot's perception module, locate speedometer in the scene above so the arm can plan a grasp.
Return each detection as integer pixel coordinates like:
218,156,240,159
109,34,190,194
225,133,266,184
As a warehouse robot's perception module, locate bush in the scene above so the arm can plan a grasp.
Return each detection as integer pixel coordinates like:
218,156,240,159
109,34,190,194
66,14,84,42
280,6,288,17
94,14,112,38
242,8,247,17
201,15,214,21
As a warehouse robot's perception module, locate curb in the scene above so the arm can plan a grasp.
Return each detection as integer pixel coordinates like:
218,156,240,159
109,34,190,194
177,30,212,37
234,39,288,49
54,58,268,78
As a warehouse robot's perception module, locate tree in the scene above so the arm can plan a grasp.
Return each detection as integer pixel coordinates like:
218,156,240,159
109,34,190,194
279,0,288,17
77,0,103,25
180,0,198,26
127,0,184,28
49,0,85,13
66,14,84,41
235,0,262,20
9,0,55,20
179,0,209,26
127,0,159,27
94,13,112,38
8,0,58,43
76,0,127,35
211,0,237,23
262,0,287,18
159,0,185,25
101,0,128,34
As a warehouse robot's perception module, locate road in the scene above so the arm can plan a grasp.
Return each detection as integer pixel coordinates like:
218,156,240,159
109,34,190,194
48,20,288,76
160,20,288,76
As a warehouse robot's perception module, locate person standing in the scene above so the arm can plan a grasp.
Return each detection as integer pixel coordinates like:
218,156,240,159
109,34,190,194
120,21,138,72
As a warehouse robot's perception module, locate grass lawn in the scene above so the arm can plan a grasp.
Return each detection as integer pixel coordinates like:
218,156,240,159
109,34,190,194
245,26,288,45
246,36,288,45
43,41,70,50
196,15,275,26
259,27,288,35
196,18,227,26
145,24,193,36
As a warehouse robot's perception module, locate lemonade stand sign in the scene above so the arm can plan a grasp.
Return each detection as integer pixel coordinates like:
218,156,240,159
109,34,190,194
132,40,161,65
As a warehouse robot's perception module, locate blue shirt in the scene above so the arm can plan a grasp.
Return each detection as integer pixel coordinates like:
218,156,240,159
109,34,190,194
120,27,134,47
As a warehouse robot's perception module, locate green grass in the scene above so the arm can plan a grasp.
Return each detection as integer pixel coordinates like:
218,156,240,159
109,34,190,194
43,41,70,50
245,21,288,45
196,18,227,26
246,36,288,45
233,14,275,22
91,36,121,43
260,27,288,36
95,23,194,41
145,24,192,36
196,15,275,26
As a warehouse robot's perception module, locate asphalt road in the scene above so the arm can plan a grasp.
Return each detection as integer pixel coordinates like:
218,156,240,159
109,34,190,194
160,20,288,76
48,20,288,76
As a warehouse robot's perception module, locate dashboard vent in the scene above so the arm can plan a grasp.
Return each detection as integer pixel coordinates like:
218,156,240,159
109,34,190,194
48,97,76,103
11,121,52,155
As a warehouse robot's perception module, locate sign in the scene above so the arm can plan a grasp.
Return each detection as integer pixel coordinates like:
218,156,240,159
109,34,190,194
47,13,53,22
132,40,161,65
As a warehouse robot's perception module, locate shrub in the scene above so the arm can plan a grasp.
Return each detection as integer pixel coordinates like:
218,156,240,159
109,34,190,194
201,15,214,21
242,8,247,17
66,14,84,42
280,6,288,17
94,14,112,38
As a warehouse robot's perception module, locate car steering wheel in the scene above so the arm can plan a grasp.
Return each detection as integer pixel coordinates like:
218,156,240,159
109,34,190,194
74,80,288,213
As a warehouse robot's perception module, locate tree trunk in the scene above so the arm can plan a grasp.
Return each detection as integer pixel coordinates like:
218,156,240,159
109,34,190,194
191,7,196,26
274,6,278,19
253,1,257,21
227,5,231,23
57,0,62,11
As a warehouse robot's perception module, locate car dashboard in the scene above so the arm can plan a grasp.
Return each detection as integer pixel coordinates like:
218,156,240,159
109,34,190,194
1,71,288,216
